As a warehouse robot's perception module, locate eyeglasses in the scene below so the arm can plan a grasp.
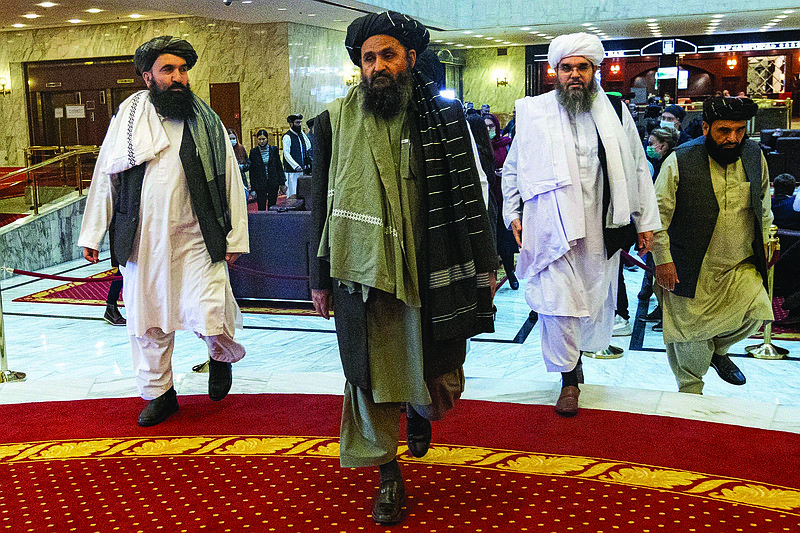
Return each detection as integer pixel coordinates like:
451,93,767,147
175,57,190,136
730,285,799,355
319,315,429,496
558,62,593,74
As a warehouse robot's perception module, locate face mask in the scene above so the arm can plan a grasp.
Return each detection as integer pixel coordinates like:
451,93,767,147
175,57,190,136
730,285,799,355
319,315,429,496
488,129,496,139
646,146,661,159
660,120,676,130
230,138,237,146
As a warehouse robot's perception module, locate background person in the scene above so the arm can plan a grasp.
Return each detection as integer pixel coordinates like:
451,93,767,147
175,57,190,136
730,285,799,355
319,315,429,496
249,129,286,211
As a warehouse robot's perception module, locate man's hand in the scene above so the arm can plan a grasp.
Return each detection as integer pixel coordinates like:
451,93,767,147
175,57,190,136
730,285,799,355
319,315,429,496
510,218,522,247
225,253,241,265
637,231,654,256
655,262,679,292
83,247,99,263
489,271,497,298
312,289,333,319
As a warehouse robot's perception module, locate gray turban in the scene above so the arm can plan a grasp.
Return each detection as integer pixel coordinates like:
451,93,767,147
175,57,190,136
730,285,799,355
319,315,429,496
134,36,198,76
345,11,429,66
548,32,605,68
703,97,759,124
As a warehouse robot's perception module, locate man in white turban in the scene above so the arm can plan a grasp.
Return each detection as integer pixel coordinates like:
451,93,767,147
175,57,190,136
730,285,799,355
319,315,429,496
502,33,660,416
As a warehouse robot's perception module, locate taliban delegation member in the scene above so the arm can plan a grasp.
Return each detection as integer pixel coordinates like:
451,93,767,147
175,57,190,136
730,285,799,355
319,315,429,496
310,11,497,524
502,33,660,416
653,97,773,394
79,36,249,426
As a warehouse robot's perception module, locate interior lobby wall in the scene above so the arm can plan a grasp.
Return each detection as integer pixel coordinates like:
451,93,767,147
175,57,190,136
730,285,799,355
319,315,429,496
457,46,525,116
0,17,293,167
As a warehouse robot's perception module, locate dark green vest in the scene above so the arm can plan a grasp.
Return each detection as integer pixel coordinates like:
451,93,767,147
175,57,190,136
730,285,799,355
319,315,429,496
668,136,767,298
110,125,230,266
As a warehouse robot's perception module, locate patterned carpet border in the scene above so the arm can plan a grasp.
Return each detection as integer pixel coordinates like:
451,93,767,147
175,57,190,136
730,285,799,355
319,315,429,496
3,435,799,516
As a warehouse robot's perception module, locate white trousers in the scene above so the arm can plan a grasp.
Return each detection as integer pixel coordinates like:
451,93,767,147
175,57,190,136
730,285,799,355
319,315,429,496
286,171,302,197
538,290,615,373
130,327,245,400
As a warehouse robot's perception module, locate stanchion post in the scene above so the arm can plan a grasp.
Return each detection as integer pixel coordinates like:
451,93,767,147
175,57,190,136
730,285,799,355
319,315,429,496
0,278,27,383
746,225,789,360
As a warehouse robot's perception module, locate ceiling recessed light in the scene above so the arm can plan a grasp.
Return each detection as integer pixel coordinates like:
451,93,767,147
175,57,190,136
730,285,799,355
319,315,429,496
485,37,494,40
646,18,657,22
208,23,216,27
434,39,443,43
520,27,531,31
242,0,252,3
463,30,473,34
475,34,483,38
446,42,454,45
86,8,103,14
23,13,41,19
456,43,465,47
308,13,316,16
582,23,593,27
777,15,788,19
37,2,57,7
494,39,503,42
278,7,287,10
68,19,83,24
783,10,795,14
711,14,724,18
503,41,511,44
12,23,26,28
466,46,473,49
529,31,539,35
129,13,143,19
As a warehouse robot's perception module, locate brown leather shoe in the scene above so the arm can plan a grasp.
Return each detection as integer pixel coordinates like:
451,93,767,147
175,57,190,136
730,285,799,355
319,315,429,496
555,386,580,417
371,479,405,524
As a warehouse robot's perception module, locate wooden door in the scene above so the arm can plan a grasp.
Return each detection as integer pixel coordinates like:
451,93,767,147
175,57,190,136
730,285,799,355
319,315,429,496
210,82,242,142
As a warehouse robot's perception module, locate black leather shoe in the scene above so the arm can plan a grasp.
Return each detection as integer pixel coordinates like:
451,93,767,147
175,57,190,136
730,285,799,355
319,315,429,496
371,479,405,524
208,358,232,401
508,271,520,290
406,403,432,458
710,353,746,385
645,305,662,321
638,284,653,300
137,387,178,427
103,304,126,326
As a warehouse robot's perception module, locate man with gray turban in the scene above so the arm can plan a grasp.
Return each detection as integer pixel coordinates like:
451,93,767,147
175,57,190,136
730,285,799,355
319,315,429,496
79,36,249,426
502,33,660,416
311,10,497,524
653,97,772,394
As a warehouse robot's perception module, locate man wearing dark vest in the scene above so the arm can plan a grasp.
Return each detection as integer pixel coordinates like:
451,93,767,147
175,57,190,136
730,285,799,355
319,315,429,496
653,97,772,394
78,36,249,426
502,33,660,417
282,114,312,198
311,12,497,524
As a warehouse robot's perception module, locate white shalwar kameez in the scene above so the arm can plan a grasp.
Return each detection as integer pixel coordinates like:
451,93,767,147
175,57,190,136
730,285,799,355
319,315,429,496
503,93,660,373
79,111,249,399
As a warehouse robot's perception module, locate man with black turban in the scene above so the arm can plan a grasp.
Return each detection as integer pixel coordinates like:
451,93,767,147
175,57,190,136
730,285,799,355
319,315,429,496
653,97,773,394
310,10,497,524
79,36,249,426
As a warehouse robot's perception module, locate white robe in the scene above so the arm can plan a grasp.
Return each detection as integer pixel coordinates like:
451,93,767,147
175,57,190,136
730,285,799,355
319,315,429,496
78,99,249,339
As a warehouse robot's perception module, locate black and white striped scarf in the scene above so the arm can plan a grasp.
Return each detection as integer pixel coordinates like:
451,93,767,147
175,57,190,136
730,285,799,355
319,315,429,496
412,70,496,341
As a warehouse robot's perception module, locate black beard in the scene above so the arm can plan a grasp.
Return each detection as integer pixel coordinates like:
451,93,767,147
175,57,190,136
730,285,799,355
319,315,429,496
360,68,411,120
150,82,195,120
291,125,302,133
555,77,597,116
705,133,744,166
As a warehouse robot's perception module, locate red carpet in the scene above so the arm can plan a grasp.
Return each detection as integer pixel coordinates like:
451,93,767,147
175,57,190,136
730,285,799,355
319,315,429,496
13,269,320,316
0,212,27,228
2,394,799,531
751,296,800,340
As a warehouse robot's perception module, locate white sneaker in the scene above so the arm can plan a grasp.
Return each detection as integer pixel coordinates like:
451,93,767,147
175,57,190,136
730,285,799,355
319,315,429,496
612,315,632,336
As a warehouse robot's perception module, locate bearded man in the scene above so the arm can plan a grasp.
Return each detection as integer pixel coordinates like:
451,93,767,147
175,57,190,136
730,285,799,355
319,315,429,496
79,36,249,426
282,113,312,197
310,11,497,524
653,97,772,394
502,33,660,416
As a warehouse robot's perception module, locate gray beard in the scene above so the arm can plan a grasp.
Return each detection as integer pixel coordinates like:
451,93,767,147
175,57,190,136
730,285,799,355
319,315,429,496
555,78,597,116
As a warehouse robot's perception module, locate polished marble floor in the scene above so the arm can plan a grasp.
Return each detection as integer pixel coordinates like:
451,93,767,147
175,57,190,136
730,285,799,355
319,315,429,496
1,254,799,434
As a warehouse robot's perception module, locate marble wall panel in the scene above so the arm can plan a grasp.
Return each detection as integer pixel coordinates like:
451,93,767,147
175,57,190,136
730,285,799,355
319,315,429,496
287,23,353,125
457,46,525,117
0,17,291,166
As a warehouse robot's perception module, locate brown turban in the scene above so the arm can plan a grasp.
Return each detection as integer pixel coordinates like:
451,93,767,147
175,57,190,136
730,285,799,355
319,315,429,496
345,11,429,66
134,36,198,76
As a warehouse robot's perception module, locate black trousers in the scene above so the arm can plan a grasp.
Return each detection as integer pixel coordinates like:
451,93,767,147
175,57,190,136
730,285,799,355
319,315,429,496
106,271,123,305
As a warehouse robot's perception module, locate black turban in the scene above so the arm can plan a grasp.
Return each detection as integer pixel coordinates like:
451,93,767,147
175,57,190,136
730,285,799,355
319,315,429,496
703,97,758,124
663,104,686,121
287,114,303,123
345,11,429,66
134,36,198,76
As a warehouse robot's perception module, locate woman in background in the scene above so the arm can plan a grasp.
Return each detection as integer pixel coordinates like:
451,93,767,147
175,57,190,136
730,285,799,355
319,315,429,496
248,129,286,211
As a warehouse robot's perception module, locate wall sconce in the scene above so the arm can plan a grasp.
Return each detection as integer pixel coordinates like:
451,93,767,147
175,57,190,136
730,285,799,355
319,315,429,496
345,71,360,86
0,77,9,96
546,67,555,77
609,64,621,75
496,73,508,87
726,58,737,70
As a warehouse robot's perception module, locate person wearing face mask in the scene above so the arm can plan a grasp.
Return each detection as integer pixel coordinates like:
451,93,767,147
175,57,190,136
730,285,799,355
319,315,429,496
249,129,286,211
228,129,250,199
659,104,691,146
485,113,519,290
652,97,772,394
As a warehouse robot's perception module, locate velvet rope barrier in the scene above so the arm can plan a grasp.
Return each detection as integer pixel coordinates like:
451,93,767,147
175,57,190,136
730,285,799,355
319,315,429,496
3,267,122,282
619,249,653,275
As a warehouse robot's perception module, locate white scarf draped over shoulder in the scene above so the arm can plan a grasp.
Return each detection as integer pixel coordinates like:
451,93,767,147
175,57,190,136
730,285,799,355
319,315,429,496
102,90,170,175
511,88,641,276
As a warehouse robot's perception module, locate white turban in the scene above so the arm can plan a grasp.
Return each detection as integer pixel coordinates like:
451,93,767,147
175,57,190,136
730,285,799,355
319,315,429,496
547,32,605,69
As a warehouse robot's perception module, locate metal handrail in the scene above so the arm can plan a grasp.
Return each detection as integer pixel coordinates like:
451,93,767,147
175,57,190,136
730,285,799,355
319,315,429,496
0,146,100,215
